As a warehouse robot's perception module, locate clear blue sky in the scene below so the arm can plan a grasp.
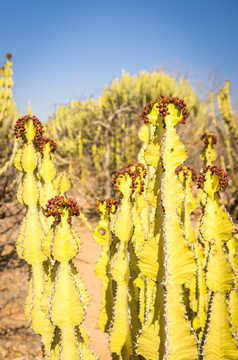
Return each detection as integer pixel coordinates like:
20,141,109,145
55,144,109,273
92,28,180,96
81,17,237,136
0,0,237,122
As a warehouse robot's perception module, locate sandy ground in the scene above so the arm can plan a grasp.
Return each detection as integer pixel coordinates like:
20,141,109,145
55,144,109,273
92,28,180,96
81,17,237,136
0,205,111,360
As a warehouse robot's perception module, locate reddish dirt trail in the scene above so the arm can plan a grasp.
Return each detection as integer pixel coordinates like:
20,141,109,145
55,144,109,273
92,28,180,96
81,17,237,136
0,216,111,360
75,222,111,359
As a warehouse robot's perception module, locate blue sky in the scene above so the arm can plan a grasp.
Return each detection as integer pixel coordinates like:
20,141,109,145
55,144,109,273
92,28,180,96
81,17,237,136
0,0,237,122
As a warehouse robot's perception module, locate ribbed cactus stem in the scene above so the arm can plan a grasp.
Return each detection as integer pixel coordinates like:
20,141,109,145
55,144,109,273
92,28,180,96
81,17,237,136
13,115,55,354
200,132,217,167
136,103,164,360
136,97,198,360
93,198,118,332
42,196,97,359
0,53,14,123
39,138,57,207
160,98,198,360
109,163,145,358
198,166,238,359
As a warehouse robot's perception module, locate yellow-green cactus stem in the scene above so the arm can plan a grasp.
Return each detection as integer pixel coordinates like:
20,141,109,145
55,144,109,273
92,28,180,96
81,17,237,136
175,166,197,245
218,80,238,148
158,97,197,360
175,166,208,339
136,97,198,360
109,163,146,358
42,196,97,360
92,144,102,172
198,166,238,359
197,132,218,235
39,137,57,207
13,115,55,353
228,232,238,341
0,53,14,123
200,132,217,167
136,106,164,359
53,172,71,196
115,127,122,170
93,198,119,333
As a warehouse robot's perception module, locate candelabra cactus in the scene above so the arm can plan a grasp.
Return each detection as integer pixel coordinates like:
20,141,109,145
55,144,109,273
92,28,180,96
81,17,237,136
14,115,96,359
13,115,55,353
13,92,238,360
95,96,238,359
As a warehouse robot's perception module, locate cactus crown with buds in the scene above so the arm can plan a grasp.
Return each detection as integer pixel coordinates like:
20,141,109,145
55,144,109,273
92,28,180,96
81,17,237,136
197,165,229,190
14,115,44,144
201,132,217,145
45,195,80,224
112,162,146,197
97,198,119,213
142,95,189,124
175,166,197,182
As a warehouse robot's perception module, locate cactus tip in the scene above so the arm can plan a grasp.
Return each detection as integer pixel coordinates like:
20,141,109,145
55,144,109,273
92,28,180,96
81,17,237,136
13,115,44,146
197,165,229,190
142,96,189,124
45,196,80,224
201,132,217,145
42,137,57,153
97,198,119,213
175,166,197,182
112,162,146,197
6,53,12,60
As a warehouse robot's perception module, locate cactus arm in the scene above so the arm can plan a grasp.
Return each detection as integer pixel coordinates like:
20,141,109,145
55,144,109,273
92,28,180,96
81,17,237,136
39,139,57,207
109,163,146,358
44,197,97,359
93,199,118,332
161,100,198,360
200,132,217,167
203,292,238,360
176,166,197,245
109,172,134,357
217,81,238,151
53,172,71,196
13,116,55,355
198,166,238,358
229,288,238,341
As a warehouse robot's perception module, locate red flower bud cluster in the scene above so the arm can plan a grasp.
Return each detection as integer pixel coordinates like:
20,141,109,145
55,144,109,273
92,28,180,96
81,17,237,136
42,137,57,154
142,96,189,124
112,162,147,197
13,116,57,154
97,198,119,213
6,53,12,60
45,196,80,224
197,165,229,190
201,132,217,146
14,115,44,144
175,166,197,182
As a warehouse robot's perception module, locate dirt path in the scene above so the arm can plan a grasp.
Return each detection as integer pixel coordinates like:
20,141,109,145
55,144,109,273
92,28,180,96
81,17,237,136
0,215,111,360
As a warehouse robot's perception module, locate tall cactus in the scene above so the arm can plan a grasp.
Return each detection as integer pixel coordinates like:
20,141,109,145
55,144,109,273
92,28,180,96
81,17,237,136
109,163,146,358
93,198,118,333
42,196,97,360
197,165,238,359
94,97,200,359
13,115,55,353
14,115,96,359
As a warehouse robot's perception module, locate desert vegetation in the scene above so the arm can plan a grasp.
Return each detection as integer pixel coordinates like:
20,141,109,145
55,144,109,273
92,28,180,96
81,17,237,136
1,53,238,359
